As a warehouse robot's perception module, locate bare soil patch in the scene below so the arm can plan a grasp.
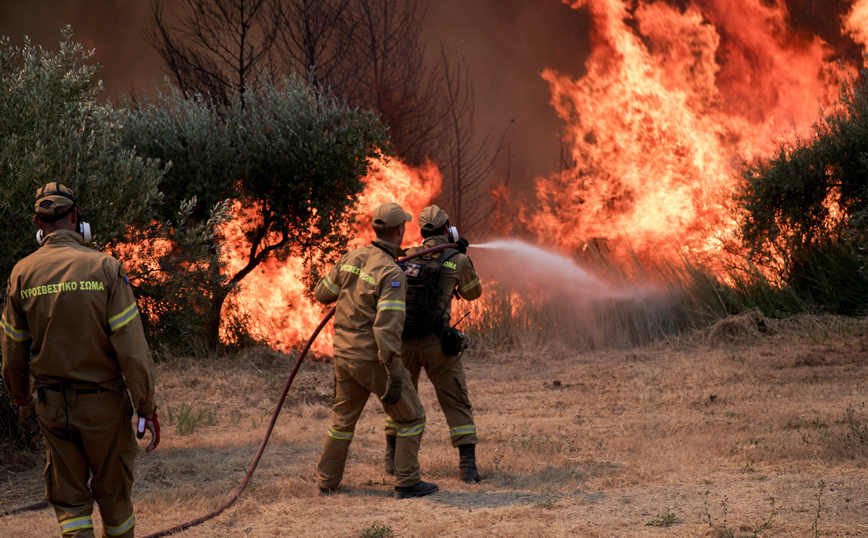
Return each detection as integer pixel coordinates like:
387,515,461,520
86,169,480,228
3,314,868,537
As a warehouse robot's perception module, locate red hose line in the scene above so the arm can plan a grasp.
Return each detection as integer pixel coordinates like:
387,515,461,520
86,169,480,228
138,242,457,537
0,500,49,518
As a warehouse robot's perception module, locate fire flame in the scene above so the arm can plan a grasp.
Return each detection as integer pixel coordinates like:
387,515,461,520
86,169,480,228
224,157,442,352
517,0,856,264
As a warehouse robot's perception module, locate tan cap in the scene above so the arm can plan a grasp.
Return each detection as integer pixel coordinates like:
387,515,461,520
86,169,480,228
35,182,77,218
372,202,412,230
418,205,448,231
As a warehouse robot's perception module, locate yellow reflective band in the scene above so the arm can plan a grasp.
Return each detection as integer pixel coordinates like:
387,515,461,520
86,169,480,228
1,315,31,342
327,427,353,441
450,425,477,437
322,275,340,295
104,513,136,536
460,278,480,293
397,423,425,437
377,300,406,312
385,417,398,429
60,516,94,533
108,302,139,332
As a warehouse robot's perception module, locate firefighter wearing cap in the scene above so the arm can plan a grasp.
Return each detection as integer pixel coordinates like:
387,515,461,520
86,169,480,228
313,202,439,499
384,204,483,483
1,182,158,538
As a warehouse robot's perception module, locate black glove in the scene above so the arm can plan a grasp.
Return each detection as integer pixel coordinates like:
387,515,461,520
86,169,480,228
380,374,403,406
456,237,469,254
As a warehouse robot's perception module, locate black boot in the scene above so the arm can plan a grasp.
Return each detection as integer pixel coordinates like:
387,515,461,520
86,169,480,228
384,435,396,476
394,480,439,499
458,444,481,483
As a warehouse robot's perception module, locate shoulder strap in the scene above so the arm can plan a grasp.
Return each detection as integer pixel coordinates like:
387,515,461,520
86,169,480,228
435,248,460,266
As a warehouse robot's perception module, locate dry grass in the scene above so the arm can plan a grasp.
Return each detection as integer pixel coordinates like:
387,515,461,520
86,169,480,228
3,314,868,537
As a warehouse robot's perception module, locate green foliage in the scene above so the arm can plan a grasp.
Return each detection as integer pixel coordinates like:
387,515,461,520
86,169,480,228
0,27,164,274
645,508,679,527
700,491,778,538
124,198,234,358
735,69,868,314
164,402,210,435
0,28,164,447
360,525,393,538
123,72,391,350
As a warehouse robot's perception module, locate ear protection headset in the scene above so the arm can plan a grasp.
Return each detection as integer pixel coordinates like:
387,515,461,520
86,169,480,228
447,225,459,243
35,184,91,245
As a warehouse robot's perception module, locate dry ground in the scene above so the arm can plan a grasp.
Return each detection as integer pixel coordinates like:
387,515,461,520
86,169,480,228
3,313,868,537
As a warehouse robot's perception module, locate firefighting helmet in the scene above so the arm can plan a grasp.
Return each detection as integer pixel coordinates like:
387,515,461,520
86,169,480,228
372,202,412,231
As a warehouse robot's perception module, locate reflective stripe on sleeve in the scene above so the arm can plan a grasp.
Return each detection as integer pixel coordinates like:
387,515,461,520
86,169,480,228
59,516,94,533
327,426,353,441
377,300,406,312
460,278,480,293
396,422,425,438
322,275,340,295
450,424,477,437
108,302,139,333
0,315,31,342
104,513,136,536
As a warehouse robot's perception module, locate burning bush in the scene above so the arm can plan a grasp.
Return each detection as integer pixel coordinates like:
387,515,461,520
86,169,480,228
121,72,391,352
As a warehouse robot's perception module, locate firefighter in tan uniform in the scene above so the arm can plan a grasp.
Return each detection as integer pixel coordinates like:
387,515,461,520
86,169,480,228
314,202,438,499
384,205,483,482
1,183,158,538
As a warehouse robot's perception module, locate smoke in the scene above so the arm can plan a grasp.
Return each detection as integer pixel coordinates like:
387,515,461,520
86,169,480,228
0,0,168,101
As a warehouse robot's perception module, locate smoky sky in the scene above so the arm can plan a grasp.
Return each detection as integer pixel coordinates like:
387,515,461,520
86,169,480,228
0,0,861,195
0,0,591,190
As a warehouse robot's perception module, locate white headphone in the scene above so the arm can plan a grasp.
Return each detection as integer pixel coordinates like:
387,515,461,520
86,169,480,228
36,221,91,245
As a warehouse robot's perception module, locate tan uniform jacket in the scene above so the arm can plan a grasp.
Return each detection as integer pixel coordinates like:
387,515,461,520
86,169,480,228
314,239,407,365
1,229,156,415
407,235,482,324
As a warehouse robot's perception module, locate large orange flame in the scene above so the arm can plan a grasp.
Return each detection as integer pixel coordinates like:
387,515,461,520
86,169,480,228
223,157,442,352
519,0,855,263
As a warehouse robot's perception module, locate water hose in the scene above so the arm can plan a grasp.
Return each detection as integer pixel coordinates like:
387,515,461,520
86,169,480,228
0,242,458,532
138,242,456,537
0,500,49,518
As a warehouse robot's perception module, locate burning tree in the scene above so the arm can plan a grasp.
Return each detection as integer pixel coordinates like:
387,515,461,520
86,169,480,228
123,73,390,351
736,71,868,315
0,28,165,449
145,0,503,234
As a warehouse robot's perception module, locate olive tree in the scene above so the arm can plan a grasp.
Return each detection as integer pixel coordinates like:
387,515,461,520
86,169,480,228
123,72,391,351
735,70,868,314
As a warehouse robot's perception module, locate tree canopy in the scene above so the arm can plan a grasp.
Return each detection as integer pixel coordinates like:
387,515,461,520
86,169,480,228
735,70,868,314
123,72,391,349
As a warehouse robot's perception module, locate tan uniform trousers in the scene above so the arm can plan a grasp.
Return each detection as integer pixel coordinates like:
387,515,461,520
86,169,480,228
318,356,426,489
37,386,137,538
386,333,478,447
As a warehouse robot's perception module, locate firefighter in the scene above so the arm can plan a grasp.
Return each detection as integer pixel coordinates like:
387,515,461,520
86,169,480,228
1,183,158,538
384,205,483,483
313,202,439,499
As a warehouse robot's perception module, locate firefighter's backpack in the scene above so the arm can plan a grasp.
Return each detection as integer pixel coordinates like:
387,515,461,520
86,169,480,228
402,248,459,339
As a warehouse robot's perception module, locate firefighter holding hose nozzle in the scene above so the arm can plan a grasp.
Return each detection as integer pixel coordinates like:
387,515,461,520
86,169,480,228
313,202,439,499
1,183,158,537
383,205,483,483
